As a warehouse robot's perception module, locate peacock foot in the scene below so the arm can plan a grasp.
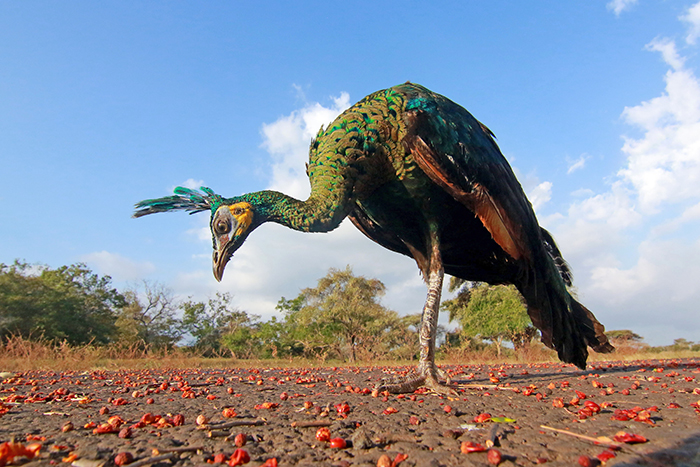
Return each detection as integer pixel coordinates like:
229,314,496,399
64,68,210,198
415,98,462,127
376,364,457,395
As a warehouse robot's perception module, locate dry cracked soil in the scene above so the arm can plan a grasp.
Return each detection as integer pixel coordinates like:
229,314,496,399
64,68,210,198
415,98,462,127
1,359,700,466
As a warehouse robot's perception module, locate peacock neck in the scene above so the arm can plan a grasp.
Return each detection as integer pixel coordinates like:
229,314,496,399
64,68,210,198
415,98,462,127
240,190,352,233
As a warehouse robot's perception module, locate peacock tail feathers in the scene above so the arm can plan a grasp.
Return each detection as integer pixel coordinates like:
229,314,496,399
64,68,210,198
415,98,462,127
133,186,224,218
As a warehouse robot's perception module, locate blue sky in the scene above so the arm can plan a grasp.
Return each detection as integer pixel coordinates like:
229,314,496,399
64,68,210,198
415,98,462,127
2,1,700,346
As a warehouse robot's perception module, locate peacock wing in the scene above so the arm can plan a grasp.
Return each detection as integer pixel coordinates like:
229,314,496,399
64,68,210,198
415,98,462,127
397,84,613,363
400,84,541,267
398,84,559,348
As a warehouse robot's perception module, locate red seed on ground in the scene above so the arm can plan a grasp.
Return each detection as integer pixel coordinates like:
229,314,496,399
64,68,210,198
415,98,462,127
228,448,250,466
329,437,347,449
597,450,616,462
108,415,124,428
316,427,331,442
613,432,648,444
196,414,208,426
234,433,247,447
461,441,487,453
114,452,134,466
487,448,503,465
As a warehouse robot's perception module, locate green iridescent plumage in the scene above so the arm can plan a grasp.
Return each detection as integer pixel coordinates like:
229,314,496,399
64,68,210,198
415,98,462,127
135,82,613,393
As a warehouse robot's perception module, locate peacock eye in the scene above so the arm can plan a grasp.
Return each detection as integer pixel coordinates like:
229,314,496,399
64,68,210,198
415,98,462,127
215,219,231,235
233,207,243,216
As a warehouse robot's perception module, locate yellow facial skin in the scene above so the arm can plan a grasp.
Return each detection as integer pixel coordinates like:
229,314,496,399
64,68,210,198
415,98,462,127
228,202,254,237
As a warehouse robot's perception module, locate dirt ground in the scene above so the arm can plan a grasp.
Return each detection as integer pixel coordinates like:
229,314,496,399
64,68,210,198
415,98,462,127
1,358,699,466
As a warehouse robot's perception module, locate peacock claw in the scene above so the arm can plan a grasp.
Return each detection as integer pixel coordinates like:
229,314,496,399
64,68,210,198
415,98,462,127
376,366,457,396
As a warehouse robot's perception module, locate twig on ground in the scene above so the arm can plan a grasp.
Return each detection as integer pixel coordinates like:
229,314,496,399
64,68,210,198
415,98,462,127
126,453,179,467
540,425,623,449
151,446,204,455
291,420,333,428
197,419,267,430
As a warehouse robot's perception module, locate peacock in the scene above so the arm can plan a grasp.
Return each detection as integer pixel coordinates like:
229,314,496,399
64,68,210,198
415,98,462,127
134,82,613,393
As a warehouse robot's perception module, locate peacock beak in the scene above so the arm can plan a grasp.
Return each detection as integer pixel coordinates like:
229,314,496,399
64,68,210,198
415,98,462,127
212,248,229,282
210,203,255,282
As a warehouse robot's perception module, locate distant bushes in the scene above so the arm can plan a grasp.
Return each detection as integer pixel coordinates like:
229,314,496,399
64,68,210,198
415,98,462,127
2,260,697,368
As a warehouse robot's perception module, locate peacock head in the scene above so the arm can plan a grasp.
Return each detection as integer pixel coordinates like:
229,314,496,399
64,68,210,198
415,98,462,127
133,186,258,282
209,200,255,281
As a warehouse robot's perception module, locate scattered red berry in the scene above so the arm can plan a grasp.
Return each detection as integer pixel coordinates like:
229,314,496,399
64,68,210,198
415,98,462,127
114,452,134,466
329,437,347,449
487,448,502,465
234,433,247,447
315,427,331,442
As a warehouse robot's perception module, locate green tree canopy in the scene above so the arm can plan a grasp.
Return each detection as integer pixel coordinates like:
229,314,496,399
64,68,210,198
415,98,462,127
604,329,644,343
442,281,535,355
181,292,259,358
268,267,406,362
0,260,125,345
115,281,182,350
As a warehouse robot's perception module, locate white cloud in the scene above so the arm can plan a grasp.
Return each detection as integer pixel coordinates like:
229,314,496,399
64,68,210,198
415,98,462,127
571,188,595,198
514,167,553,213
567,182,640,229
586,239,700,337
527,181,553,212
566,154,588,174
606,0,638,16
645,37,685,71
168,178,205,194
181,178,205,190
619,38,700,214
681,1,700,45
261,92,351,199
651,200,700,235
80,251,156,282
175,218,429,322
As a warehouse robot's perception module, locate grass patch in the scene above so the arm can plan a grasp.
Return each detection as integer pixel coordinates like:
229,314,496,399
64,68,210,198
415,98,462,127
1,335,699,373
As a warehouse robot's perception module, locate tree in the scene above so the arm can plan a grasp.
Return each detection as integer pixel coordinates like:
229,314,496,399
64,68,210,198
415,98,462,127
0,260,125,345
604,330,643,344
277,267,403,362
181,292,259,358
115,281,182,349
254,296,308,359
670,338,693,351
385,313,422,361
442,281,535,356
272,291,339,360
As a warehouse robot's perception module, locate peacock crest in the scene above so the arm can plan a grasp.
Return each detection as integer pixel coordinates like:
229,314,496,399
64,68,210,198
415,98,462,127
133,186,224,218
